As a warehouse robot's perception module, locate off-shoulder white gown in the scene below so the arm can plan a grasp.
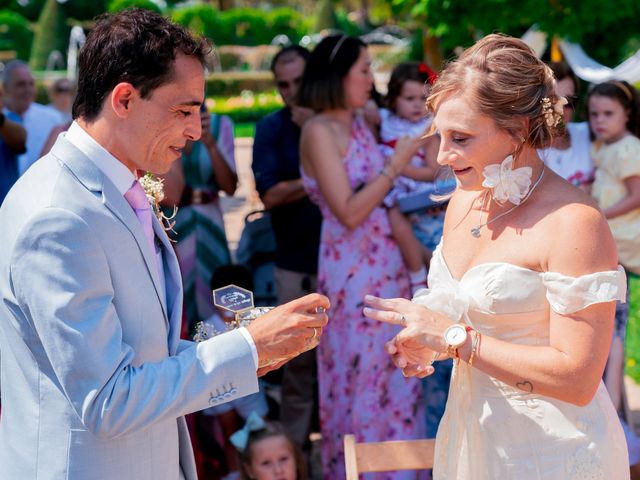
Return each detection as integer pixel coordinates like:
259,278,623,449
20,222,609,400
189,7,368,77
415,240,629,480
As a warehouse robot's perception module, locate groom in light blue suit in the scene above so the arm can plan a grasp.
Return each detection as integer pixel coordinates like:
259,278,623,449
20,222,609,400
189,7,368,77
0,9,328,480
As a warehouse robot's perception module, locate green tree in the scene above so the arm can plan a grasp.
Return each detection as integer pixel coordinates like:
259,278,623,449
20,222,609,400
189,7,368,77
107,0,161,14
29,0,69,70
315,0,338,32
63,0,109,21
172,3,219,40
4,0,46,22
391,0,640,66
0,9,33,60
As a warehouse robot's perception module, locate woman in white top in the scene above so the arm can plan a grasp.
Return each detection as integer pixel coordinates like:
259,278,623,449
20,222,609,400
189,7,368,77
364,34,628,479
538,62,594,189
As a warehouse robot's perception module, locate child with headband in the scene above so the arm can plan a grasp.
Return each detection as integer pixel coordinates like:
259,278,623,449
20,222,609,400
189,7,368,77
232,412,306,480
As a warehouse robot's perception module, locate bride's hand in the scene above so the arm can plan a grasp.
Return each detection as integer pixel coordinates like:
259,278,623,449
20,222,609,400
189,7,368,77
363,294,450,377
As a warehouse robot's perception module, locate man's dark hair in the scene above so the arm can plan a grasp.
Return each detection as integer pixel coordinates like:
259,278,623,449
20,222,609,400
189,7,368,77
72,8,211,121
296,35,366,112
270,45,310,74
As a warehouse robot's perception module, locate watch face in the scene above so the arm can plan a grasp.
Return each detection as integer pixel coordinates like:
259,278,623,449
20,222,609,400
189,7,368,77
445,325,467,347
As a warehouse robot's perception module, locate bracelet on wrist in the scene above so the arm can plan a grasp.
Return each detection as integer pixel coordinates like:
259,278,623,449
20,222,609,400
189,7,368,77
379,166,395,184
468,330,481,366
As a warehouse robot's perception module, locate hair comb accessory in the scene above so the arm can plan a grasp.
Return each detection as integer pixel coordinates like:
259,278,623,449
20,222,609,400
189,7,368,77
540,96,566,128
418,63,438,85
230,411,266,451
329,35,347,63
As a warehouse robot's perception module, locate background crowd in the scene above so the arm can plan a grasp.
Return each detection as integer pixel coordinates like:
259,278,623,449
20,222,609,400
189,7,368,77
2,16,640,480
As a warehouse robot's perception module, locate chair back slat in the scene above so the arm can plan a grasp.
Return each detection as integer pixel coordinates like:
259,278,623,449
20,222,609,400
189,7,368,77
344,435,435,478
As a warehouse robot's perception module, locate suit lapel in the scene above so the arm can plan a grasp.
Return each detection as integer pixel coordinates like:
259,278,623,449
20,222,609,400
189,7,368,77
51,136,169,323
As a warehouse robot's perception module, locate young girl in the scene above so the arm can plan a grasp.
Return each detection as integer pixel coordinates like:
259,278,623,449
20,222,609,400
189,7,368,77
588,80,640,471
380,62,442,293
233,412,306,480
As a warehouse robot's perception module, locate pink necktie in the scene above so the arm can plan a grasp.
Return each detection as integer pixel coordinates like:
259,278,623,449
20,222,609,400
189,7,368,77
124,180,157,260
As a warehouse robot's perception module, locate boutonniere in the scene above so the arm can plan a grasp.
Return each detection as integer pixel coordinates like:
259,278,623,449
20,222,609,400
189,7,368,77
138,172,177,233
481,155,533,206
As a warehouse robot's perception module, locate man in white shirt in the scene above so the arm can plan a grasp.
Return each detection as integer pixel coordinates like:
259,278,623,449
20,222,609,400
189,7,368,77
0,9,328,480
2,60,64,174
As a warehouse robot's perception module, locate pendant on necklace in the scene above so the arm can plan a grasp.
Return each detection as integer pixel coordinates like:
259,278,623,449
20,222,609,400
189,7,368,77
471,227,481,238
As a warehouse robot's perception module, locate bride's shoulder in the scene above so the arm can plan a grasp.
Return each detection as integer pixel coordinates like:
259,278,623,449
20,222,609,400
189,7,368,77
540,178,617,273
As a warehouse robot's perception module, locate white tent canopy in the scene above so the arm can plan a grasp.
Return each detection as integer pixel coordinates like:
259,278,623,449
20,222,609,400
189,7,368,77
521,26,640,83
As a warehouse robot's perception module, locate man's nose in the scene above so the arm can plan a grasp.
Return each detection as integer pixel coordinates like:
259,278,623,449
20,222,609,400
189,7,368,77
186,113,202,141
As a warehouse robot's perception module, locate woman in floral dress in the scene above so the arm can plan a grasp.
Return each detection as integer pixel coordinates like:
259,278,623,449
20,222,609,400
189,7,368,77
298,35,427,479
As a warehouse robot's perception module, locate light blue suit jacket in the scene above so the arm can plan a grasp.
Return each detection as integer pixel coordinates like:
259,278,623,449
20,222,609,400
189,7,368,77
0,136,259,479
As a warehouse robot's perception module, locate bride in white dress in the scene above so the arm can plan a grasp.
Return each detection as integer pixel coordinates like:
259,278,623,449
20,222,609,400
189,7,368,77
364,34,629,479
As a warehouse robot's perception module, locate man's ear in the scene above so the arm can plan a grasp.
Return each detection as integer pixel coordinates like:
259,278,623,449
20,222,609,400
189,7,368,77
110,82,138,119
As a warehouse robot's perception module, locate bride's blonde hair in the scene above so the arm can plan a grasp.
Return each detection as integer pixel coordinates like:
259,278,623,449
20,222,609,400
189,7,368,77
427,33,564,148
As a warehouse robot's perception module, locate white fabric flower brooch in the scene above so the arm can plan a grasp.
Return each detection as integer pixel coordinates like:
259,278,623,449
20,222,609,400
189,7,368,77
482,155,533,205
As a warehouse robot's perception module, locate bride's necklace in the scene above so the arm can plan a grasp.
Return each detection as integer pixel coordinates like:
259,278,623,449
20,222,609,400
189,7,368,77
471,167,546,238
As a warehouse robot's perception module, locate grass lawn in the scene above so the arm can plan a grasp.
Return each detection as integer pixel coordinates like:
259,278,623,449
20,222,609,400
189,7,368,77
626,274,640,382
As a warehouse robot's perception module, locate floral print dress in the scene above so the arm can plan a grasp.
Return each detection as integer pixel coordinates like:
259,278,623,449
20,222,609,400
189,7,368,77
301,115,426,479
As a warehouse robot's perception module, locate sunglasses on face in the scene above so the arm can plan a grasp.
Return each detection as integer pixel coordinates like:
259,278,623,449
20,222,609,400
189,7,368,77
276,77,302,90
564,95,578,110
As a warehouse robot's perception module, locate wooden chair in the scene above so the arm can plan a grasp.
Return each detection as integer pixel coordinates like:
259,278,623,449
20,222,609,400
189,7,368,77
344,434,436,479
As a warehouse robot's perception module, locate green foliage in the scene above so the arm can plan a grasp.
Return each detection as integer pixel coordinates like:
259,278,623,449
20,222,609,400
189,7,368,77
393,0,640,66
626,275,640,383
209,90,282,124
315,0,337,32
335,9,363,37
205,71,274,97
107,0,161,14
217,8,268,46
63,0,109,21
171,3,219,40
0,9,33,60
29,0,69,71
268,7,307,44
4,0,45,22
172,5,308,46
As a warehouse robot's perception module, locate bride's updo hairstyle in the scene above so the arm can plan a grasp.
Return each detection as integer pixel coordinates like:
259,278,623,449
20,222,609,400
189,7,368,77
426,33,564,148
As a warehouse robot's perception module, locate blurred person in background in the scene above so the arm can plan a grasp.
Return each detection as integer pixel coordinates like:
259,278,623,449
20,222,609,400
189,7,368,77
298,34,426,478
2,60,64,174
47,78,74,123
251,45,323,463
538,62,594,190
161,100,238,336
0,84,26,205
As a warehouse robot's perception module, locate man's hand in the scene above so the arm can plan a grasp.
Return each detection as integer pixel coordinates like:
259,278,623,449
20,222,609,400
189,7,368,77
199,109,216,148
246,293,330,376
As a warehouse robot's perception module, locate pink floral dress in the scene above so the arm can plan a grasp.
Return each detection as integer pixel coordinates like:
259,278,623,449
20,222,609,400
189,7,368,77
302,115,426,479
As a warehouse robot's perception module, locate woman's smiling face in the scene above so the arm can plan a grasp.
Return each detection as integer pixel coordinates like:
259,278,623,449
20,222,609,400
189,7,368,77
432,92,519,191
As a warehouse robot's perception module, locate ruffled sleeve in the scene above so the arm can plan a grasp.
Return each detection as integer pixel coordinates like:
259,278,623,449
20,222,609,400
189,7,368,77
542,266,627,314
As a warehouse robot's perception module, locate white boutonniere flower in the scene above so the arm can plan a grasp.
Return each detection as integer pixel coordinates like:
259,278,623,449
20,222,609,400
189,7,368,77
138,172,177,233
481,155,533,206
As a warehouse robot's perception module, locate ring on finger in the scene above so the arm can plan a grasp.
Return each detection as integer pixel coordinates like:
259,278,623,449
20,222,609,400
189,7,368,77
311,327,318,341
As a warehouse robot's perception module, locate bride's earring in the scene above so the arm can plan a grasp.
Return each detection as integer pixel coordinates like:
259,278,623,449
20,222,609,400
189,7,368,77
481,154,533,206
